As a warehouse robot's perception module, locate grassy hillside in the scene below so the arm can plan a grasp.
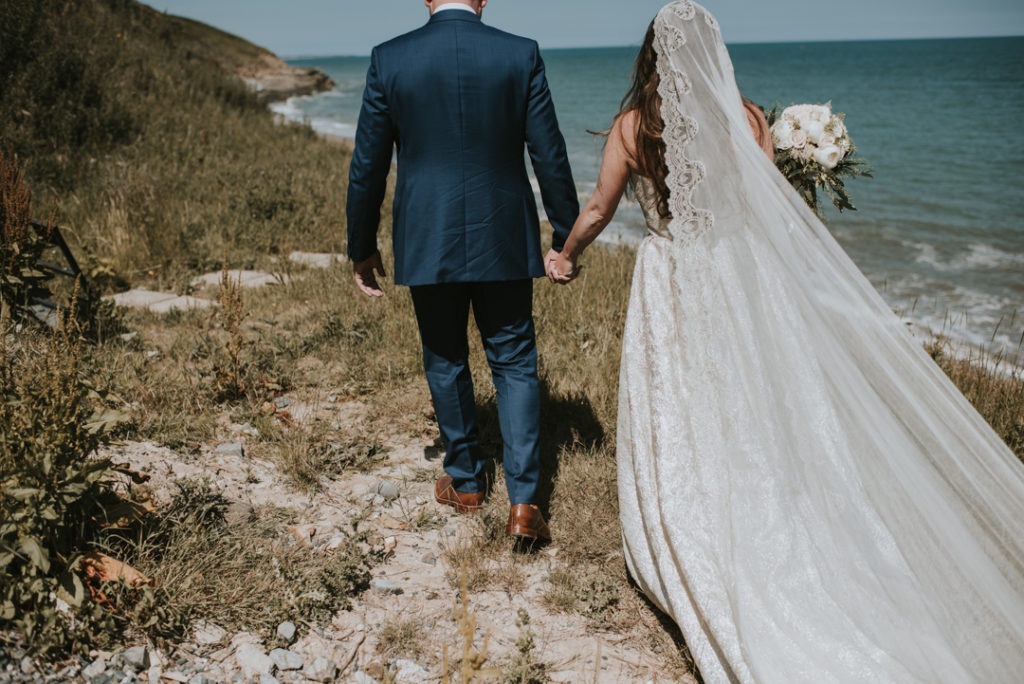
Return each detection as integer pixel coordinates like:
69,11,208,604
0,0,346,292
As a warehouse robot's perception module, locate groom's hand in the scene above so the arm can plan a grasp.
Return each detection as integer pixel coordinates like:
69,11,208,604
353,251,387,297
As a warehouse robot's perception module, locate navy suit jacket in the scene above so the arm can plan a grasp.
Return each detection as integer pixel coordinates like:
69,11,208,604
346,10,579,286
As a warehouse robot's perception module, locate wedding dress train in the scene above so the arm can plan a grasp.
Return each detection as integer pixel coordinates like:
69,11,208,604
616,3,1024,682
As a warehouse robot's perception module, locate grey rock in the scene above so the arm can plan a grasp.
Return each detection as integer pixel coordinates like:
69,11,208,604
370,578,403,596
83,659,108,678
350,672,377,684
193,621,229,645
119,332,139,343
273,396,292,409
215,442,245,458
260,675,280,684
18,658,33,675
394,659,430,683
377,481,400,501
421,553,437,566
275,621,297,643
371,494,385,506
268,649,303,672
301,657,338,683
234,643,275,678
90,674,117,684
187,675,215,684
119,646,150,671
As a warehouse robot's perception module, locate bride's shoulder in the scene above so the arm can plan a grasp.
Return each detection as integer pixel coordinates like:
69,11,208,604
613,110,641,170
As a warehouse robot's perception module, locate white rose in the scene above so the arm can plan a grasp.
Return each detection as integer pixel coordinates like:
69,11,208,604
803,119,826,144
782,104,811,124
793,145,814,161
820,132,837,146
811,104,832,123
771,119,795,150
790,129,808,149
827,116,847,139
813,144,842,169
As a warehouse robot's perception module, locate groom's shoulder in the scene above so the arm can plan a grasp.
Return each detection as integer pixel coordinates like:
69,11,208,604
374,22,538,57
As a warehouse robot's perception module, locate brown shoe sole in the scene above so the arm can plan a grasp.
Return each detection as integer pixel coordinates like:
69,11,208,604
506,524,551,543
435,485,483,514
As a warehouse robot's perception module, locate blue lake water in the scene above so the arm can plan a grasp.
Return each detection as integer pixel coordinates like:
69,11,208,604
276,37,1024,352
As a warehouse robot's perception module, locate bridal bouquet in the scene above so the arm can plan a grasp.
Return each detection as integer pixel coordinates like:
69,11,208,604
765,102,871,215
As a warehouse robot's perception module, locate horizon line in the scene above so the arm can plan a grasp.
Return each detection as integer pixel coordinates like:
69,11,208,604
281,32,1023,61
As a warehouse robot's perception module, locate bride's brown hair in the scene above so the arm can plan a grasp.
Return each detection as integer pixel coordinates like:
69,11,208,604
621,20,671,218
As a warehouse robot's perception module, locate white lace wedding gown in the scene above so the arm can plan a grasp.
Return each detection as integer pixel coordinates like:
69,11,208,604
616,4,1024,683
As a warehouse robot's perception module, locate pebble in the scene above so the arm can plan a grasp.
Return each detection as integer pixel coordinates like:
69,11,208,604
215,442,245,458
371,494,385,506
18,658,33,675
377,481,400,501
394,659,430,683
194,621,228,645
118,646,149,672
188,675,215,684
350,672,377,684
370,578,403,596
234,643,275,678
276,621,297,643
119,332,139,343
234,422,259,437
273,397,292,409
301,657,338,683
268,649,303,671
260,675,280,684
421,552,437,566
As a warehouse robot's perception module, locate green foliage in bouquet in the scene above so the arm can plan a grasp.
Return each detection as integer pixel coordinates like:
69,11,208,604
765,104,872,216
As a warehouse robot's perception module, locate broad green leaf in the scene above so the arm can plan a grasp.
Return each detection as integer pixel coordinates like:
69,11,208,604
17,536,50,573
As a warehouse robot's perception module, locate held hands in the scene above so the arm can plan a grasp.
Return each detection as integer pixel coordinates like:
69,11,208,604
544,248,581,285
353,251,387,297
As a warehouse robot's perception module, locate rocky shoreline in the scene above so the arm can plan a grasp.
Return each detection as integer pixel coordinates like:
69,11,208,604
238,49,335,104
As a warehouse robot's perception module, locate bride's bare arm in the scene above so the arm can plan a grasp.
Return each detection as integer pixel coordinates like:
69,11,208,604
549,111,638,282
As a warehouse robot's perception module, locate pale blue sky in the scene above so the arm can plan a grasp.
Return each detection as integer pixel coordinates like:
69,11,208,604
144,0,1024,57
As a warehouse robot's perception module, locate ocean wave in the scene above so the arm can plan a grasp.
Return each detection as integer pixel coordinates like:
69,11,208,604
911,241,1024,272
875,271,1022,353
270,95,358,139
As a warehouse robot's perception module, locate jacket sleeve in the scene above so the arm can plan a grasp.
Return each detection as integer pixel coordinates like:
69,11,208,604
346,48,395,263
523,42,579,252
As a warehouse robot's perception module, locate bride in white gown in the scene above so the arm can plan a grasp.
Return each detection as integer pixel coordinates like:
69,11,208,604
547,2,1024,681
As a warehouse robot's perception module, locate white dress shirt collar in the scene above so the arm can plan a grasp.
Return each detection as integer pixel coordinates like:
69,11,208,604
434,3,477,15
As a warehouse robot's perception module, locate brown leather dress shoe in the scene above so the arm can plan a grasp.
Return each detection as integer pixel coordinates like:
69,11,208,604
434,476,484,514
506,504,551,543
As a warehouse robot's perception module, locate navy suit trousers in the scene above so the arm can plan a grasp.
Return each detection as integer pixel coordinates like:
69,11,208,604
410,280,540,505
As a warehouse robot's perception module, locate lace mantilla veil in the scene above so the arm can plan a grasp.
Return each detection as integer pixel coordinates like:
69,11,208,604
616,2,1024,681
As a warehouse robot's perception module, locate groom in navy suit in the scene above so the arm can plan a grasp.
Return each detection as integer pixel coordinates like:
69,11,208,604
346,0,579,542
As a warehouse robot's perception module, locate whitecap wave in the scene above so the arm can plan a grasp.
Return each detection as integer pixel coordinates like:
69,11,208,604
911,241,1024,272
